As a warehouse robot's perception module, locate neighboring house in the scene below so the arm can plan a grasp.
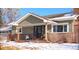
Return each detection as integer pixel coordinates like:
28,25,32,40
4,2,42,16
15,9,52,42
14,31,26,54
6,9,79,43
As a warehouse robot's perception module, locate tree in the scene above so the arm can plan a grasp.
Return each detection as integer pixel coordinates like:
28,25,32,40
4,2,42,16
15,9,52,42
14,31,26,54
0,8,3,27
2,8,20,23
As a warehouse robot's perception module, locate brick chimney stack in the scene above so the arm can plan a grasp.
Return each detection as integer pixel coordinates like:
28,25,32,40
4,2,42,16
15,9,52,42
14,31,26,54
73,8,79,14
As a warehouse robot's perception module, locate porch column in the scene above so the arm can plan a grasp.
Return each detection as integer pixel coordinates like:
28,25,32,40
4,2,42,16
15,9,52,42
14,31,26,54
17,31,20,40
16,26,20,40
45,23,49,42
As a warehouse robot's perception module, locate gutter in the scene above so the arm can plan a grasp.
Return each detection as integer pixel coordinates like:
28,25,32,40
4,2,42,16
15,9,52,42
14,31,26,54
49,15,77,21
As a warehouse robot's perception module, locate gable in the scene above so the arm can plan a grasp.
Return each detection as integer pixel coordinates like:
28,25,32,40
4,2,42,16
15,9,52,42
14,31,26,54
19,15,44,26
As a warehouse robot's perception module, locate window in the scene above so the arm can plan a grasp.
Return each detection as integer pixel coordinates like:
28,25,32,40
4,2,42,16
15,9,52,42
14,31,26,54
57,25,63,32
53,24,68,32
64,25,67,32
53,25,57,32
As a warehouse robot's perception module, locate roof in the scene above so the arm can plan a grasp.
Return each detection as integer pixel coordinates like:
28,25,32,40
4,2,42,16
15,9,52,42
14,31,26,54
8,13,57,26
43,12,72,18
8,13,48,26
16,13,48,23
8,12,79,26
43,12,79,21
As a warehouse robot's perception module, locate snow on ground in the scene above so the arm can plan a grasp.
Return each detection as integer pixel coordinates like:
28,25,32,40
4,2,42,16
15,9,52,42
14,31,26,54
0,41,79,50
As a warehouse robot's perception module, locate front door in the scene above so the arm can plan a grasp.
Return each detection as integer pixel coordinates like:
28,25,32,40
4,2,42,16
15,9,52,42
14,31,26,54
33,25,45,38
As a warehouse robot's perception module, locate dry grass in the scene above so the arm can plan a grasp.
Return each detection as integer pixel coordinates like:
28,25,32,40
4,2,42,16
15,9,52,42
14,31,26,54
0,46,39,50
0,44,39,50
0,45,20,50
24,47,39,50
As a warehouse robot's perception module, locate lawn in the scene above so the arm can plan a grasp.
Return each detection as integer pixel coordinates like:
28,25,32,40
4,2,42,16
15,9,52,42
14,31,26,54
0,41,79,50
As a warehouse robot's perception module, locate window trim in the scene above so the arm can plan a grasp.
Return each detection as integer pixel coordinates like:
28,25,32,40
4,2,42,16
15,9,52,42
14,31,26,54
51,23,69,33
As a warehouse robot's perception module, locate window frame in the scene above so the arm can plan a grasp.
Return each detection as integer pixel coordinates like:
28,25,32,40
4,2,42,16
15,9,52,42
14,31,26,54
51,23,69,33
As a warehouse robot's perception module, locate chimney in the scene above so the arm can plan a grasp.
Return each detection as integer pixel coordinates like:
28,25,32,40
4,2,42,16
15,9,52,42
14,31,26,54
73,8,79,14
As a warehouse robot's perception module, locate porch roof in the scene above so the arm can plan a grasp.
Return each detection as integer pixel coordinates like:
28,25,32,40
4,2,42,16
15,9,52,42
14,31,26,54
8,13,57,26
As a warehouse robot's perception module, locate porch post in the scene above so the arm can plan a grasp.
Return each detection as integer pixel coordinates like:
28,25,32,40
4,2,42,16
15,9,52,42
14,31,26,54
45,23,49,42
17,32,19,40
16,26,20,40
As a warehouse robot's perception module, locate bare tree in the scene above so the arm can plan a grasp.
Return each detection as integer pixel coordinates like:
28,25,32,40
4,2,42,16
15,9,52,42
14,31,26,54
2,8,20,23
0,8,3,27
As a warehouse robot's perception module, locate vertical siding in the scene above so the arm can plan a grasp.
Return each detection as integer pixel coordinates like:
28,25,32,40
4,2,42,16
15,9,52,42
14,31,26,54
12,26,16,34
47,24,51,32
19,15,43,27
22,27,33,34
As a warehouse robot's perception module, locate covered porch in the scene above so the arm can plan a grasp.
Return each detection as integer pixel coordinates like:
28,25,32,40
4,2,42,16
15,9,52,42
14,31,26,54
17,23,46,41
15,22,53,43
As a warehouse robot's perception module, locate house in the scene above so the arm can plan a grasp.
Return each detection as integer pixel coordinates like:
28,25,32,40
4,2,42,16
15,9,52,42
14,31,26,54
8,8,79,43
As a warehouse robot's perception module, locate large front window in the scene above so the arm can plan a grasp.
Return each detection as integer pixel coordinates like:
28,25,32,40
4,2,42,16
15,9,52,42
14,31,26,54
53,23,69,32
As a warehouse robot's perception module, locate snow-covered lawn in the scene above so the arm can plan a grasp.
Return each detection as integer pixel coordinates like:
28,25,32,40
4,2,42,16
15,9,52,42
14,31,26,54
0,41,79,50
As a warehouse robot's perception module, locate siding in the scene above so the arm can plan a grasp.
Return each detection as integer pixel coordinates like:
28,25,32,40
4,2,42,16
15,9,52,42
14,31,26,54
19,15,44,27
47,25,51,32
12,26,16,34
22,27,33,34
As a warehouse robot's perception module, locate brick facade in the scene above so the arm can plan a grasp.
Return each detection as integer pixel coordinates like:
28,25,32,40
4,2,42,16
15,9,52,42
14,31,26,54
74,21,79,43
73,8,79,14
47,32,75,43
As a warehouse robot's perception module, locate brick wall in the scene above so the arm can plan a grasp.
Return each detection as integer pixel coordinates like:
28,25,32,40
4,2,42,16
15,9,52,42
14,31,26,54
74,21,79,43
73,8,79,14
47,32,76,43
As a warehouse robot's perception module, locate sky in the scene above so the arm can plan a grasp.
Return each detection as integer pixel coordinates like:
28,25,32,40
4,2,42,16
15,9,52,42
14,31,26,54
19,8,72,17
3,8,73,22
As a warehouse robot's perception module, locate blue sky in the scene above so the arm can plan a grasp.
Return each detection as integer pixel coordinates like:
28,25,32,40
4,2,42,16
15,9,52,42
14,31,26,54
3,8,73,22
19,8,72,17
